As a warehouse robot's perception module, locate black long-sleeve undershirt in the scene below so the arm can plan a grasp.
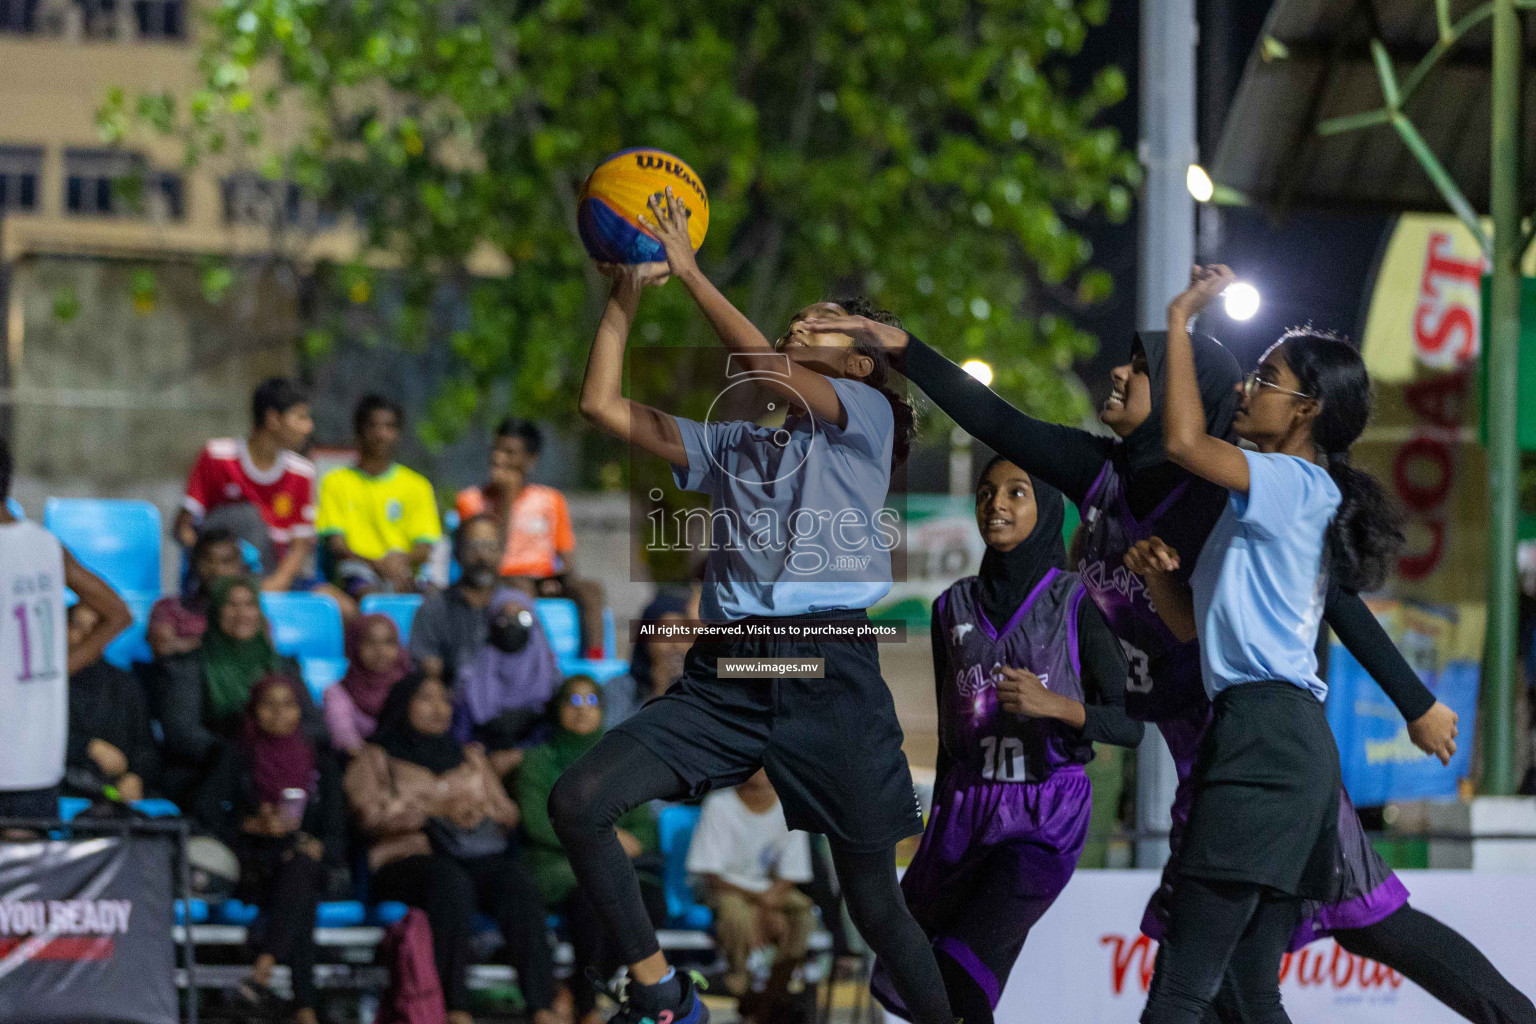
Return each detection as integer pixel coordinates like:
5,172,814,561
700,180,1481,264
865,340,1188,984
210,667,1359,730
930,597,1145,758
903,333,1437,727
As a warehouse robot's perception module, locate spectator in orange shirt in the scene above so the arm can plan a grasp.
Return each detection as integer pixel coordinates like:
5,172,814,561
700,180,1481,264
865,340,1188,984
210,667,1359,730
456,419,606,658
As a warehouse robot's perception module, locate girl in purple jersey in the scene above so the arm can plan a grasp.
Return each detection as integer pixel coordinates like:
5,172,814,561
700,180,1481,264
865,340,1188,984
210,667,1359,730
872,457,1143,1024
802,310,1533,1022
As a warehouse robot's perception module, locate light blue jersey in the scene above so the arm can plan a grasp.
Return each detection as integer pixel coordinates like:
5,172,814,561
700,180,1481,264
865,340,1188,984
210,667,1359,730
1189,449,1340,701
672,375,896,622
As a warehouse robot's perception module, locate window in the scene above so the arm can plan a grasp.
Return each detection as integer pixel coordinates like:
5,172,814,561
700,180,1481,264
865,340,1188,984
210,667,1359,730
132,0,182,39
75,0,120,40
222,173,336,230
0,146,42,212
0,0,40,33
65,148,184,220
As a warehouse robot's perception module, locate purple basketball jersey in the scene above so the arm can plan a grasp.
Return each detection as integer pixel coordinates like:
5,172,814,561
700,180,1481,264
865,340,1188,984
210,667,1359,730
1075,460,1205,721
934,568,1091,781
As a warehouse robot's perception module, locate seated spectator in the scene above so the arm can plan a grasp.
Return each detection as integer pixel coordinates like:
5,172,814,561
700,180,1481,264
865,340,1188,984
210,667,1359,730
409,516,561,776
688,770,817,1013
323,614,412,756
157,576,320,800
193,675,344,1024
344,673,559,1024
148,527,245,659
65,603,159,803
517,676,662,1024
456,418,606,658
173,377,343,605
316,395,442,599
603,593,691,729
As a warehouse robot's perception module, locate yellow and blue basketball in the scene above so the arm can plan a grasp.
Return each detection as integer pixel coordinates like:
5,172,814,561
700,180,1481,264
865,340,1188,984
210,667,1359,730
577,148,709,264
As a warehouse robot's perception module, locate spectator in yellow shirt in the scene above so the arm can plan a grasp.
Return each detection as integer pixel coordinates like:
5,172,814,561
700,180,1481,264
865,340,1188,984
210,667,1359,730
317,396,442,598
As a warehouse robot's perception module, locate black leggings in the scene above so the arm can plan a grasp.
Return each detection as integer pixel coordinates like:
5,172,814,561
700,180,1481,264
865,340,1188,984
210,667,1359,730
1331,905,1536,1024
1142,877,1300,1024
548,731,953,1024
238,839,324,1010
372,851,556,1014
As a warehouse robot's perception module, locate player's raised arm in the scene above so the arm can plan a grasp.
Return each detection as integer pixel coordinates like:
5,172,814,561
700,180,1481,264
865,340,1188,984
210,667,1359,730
578,262,690,468
641,187,852,431
1163,265,1251,493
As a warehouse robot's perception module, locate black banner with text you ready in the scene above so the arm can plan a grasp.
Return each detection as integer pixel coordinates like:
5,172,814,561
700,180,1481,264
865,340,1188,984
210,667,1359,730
0,834,177,1024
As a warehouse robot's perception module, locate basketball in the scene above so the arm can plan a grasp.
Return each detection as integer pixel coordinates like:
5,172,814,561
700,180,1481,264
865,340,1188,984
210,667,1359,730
577,148,710,264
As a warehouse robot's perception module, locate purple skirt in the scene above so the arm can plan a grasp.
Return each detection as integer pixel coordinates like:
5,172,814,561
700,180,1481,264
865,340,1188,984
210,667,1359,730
872,762,1091,1018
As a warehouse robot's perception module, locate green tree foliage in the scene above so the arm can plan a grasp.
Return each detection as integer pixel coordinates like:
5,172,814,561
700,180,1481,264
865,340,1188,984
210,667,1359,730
102,0,1137,446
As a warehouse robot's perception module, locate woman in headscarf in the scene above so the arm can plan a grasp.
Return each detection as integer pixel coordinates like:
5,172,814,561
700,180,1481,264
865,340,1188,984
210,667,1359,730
323,614,412,756
147,527,246,659
156,576,319,801
870,457,1143,1024
601,594,691,730
343,672,560,1024
193,675,343,1024
516,676,662,1024
451,588,563,777
804,315,1526,1024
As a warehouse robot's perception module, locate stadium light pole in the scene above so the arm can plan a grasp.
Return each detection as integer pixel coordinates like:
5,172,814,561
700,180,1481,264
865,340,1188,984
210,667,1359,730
1135,0,1197,867
1480,0,1522,795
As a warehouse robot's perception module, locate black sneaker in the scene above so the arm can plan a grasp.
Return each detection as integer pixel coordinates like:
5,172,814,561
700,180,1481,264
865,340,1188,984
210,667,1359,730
602,969,710,1024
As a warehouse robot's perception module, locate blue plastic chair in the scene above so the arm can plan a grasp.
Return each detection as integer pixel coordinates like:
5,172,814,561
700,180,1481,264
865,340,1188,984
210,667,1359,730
103,591,158,669
360,593,424,642
133,798,180,818
6,497,23,519
369,901,410,926
534,598,581,660
300,656,349,701
57,796,92,822
44,498,163,598
602,607,618,659
261,592,344,660
656,804,714,930
175,899,210,925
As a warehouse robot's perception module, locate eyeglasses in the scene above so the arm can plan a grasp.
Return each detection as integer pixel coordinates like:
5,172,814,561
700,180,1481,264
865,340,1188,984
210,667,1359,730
1242,371,1311,401
566,693,600,708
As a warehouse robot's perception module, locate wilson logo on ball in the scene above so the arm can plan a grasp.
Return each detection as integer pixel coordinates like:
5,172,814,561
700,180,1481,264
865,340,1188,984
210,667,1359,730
578,148,710,264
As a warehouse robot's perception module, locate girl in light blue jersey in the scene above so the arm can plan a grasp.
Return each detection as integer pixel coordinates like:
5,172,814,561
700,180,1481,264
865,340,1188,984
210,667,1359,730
1130,265,1404,1024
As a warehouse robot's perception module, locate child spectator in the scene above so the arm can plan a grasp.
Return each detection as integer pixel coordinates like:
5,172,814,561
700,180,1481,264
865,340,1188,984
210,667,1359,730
602,593,691,729
316,395,442,598
193,675,344,1024
323,614,412,756
1,438,132,824
409,516,561,776
174,378,320,594
157,576,321,800
66,603,159,802
517,676,662,1024
344,673,560,1024
148,527,245,658
455,418,606,658
687,770,817,1012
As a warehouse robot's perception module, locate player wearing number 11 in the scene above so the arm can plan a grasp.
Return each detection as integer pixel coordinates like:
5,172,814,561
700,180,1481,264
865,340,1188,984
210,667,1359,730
0,438,131,822
870,458,1143,1024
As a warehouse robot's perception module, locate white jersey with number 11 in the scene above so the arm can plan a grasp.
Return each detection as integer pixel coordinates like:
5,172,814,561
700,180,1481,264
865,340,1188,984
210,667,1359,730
0,520,68,790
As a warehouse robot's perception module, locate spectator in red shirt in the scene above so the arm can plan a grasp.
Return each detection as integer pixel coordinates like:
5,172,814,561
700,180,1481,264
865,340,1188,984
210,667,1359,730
174,378,320,594
455,418,606,658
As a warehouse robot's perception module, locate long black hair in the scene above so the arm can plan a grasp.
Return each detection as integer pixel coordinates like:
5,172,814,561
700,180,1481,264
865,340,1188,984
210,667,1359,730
829,297,916,469
1278,329,1403,592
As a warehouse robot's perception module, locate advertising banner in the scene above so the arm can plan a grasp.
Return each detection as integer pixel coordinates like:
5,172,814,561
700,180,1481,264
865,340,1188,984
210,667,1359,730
0,834,177,1024
989,870,1536,1023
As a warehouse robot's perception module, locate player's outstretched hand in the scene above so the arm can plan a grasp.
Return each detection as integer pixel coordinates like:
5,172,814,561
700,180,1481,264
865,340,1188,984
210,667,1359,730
595,261,671,290
1168,263,1236,322
1407,700,1459,766
799,314,909,355
1124,537,1181,577
639,186,700,280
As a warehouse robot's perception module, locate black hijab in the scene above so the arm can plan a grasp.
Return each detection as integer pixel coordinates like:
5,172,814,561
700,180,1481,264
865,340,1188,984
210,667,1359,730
373,672,466,775
628,593,690,694
1116,328,1243,515
976,459,1067,632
